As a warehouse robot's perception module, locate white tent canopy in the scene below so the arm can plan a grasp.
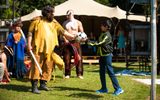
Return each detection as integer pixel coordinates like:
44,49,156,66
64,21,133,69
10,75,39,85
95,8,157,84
55,0,114,17
21,0,148,22
55,0,148,22
21,9,41,21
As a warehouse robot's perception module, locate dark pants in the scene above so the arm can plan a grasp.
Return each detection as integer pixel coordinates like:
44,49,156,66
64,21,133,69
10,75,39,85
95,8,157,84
99,54,120,91
63,42,83,76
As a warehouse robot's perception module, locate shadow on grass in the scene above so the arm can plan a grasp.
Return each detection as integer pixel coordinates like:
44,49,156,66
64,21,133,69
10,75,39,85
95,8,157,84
53,86,103,99
0,84,30,92
54,86,94,92
113,66,134,73
68,92,103,99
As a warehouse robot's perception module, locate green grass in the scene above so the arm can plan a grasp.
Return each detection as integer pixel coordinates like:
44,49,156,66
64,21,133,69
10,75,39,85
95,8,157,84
0,62,160,100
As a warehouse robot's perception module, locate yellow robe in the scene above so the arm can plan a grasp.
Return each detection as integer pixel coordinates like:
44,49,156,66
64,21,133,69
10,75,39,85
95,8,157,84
29,18,65,61
28,18,65,81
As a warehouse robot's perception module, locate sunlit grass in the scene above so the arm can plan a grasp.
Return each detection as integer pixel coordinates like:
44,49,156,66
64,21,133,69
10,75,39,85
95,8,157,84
0,63,159,100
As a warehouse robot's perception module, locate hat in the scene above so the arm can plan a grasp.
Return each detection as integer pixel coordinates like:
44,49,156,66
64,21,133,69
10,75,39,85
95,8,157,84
66,10,74,15
3,46,13,56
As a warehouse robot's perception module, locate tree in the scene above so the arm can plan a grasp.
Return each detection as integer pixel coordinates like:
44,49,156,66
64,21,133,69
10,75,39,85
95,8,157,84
0,0,66,19
1,0,148,20
0,0,13,19
109,0,149,15
94,0,109,5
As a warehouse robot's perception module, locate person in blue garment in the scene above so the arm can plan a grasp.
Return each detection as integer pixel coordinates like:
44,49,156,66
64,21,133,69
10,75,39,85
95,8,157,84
6,20,27,79
88,19,124,96
117,25,126,55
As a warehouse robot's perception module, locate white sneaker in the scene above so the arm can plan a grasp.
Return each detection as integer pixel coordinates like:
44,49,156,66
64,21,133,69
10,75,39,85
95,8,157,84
78,76,84,79
65,75,70,79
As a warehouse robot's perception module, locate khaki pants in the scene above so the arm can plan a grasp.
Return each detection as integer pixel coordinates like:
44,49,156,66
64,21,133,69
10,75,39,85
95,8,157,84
28,52,64,81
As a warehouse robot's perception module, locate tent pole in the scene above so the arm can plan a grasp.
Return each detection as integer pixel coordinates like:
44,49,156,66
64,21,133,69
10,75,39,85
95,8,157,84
125,0,129,69
150,0,157,100
128,0,137,13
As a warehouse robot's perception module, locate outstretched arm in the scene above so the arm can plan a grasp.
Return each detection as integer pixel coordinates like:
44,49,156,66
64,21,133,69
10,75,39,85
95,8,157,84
63,30,77,40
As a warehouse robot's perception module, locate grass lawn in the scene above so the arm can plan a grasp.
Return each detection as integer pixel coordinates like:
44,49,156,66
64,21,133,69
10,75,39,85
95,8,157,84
0,62,160,100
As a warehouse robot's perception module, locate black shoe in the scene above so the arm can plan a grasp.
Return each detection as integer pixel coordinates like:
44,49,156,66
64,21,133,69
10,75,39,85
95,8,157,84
39,80,49,91
39,85,49,91
32,87,41,94
31,80,40,94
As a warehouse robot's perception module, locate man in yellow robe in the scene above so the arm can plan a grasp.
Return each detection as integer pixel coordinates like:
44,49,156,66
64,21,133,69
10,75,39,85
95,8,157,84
27,6,75,94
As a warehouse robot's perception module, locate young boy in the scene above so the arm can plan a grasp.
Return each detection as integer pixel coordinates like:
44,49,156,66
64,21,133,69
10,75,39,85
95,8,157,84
88,19,124,96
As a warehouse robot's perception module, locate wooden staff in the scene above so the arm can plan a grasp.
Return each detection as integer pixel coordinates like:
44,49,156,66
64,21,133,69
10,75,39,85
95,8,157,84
20,29,42,75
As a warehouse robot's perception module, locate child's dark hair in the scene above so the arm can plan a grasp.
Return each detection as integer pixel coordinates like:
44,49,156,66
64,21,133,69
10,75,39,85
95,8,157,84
101,19,112,29
12,19,23,27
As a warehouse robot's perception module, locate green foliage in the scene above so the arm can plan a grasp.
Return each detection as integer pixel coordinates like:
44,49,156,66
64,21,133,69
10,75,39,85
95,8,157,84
1,8,12,19
0,0,67,19
18,0,55,16
94,0,109,5
18,0,67,16
0,0,150,19
0,0,12,19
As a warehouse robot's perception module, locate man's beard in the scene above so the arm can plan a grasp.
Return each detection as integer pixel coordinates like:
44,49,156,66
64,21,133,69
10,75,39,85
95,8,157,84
47,17,53,22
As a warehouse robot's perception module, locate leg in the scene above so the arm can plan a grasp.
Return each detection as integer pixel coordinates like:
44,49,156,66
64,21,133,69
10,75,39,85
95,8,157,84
52,52,64,71
74,43,83,77
40,53,54,91
31,79,40,94
39,80,49,91
41,57,53,81
16,60,27,79
4,68,11,82
63,46,72,77
99,57,107,90
28,53,44,93
1,53,10,82
0,63,4,81
52,52,64,79
96,56,108,93
105,54,122,91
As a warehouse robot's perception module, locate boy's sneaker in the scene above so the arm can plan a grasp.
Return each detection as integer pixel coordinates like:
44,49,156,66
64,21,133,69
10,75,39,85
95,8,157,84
96,89,108,93
113,88,124,96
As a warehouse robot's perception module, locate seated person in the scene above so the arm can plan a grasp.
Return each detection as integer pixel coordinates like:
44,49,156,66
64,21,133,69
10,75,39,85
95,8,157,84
0,46,13,84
